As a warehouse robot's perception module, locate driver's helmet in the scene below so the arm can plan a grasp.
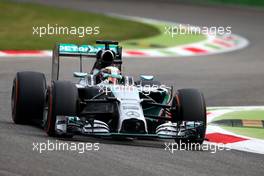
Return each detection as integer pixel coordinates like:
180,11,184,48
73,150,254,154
100,66,122,84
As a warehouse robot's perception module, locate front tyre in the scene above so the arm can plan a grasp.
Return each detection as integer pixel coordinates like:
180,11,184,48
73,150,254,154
45,81,78,137
172,89,206,144
11,71,46,125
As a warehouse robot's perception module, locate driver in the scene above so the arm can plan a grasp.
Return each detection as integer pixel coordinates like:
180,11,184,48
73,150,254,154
97,66,122,84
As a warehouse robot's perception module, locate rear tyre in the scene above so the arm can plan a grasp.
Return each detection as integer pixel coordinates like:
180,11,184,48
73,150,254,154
45,81,78,137
11,71,46,125
172,89,206,144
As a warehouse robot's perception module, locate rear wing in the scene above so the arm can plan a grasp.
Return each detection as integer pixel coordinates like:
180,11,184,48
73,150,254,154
52,41,122,80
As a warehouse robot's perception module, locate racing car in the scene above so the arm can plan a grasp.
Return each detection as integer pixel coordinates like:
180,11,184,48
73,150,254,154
11,40,207,144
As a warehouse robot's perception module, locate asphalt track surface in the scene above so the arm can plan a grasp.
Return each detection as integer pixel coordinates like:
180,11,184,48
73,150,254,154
1,0,264,176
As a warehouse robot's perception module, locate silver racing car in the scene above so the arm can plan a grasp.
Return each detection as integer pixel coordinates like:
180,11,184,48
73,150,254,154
11,40,207,144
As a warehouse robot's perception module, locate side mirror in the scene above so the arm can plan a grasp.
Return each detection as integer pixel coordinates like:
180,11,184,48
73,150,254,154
73,72,88,78
140,75,154,80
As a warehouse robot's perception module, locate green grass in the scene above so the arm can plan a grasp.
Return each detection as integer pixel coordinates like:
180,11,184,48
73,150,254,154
222,126,264,139
214,110,264,121
122,24,205,49
207,0,264,7
0,0,159,50
212,110,264,139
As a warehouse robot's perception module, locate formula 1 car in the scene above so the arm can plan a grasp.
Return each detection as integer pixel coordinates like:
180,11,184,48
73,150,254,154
11,40,207,144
